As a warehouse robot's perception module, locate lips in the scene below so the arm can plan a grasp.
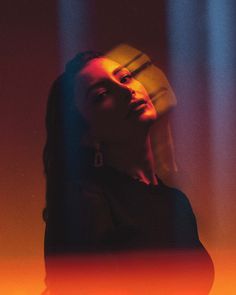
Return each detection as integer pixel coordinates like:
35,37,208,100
126,99,147,118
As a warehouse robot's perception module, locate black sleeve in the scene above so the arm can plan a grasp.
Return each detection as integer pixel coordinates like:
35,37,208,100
172,189,215,291
44,180,113,256
171,188,203,249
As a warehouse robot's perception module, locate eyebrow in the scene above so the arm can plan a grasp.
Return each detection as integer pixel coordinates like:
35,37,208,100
112,53,153,77
112,52,144,75
112,66,127,75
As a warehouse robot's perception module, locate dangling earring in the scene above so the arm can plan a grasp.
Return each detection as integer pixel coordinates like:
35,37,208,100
94,143,103,167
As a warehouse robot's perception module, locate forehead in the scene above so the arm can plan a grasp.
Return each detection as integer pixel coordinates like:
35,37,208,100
77,57,123,84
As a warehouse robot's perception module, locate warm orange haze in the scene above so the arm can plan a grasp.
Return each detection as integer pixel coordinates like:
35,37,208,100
1,0,236,294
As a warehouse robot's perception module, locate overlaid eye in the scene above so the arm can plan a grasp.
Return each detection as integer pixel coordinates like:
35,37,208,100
120,74,132,84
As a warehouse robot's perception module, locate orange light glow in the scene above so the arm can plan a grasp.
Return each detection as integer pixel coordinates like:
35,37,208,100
1,249,236,294
44,250,214,295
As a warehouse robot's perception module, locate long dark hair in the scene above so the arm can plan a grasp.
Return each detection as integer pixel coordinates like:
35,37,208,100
43,51,102,220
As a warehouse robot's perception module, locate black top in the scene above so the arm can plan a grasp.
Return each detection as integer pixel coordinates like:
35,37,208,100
44,151,214,294
45,161,204,255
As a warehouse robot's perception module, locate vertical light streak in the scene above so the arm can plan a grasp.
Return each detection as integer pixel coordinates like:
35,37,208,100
58,0,89,174
207,0,236,245
166,0,206,162
58,0,88,69
166,1,236,293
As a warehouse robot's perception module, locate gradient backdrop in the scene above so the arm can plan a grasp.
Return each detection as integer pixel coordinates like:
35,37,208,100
1,0,235,294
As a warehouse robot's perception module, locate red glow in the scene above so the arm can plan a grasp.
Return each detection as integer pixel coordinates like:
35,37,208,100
44,250,214,295
1,249,236,294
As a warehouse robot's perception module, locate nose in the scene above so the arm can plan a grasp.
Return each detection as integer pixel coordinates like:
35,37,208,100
116,83,135,100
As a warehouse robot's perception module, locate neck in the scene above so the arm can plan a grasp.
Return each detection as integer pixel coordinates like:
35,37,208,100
103,133,158,185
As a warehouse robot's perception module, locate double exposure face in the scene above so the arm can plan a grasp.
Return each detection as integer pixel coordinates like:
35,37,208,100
75,57,157,143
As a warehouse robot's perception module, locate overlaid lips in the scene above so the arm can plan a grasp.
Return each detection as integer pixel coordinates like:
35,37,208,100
150,87,168,100
126,99,147,118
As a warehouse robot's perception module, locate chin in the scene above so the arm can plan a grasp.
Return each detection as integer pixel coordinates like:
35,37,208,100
139,110,158,123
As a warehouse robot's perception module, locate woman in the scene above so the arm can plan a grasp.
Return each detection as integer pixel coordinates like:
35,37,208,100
43,51,214,294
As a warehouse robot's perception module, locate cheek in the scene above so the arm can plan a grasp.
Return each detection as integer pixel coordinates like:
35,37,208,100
94,95,125,117
134,81,149,97
79,98,116,123
100,98,116,110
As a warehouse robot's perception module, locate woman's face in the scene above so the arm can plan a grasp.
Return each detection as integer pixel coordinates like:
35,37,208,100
75,57,157,143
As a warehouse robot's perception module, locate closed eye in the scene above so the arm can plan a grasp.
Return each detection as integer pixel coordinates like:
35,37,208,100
120,74,132,84
93,90,109,102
